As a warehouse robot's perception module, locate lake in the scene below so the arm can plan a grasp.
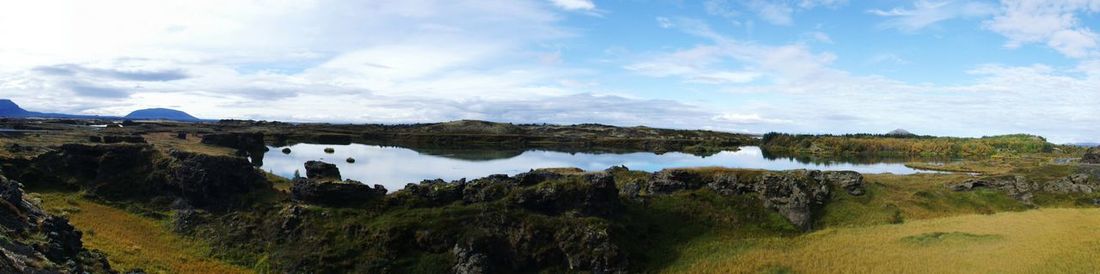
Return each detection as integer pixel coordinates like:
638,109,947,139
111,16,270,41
259,143,933,191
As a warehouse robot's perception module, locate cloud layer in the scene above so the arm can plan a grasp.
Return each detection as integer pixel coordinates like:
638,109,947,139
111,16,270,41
0,0,1099,143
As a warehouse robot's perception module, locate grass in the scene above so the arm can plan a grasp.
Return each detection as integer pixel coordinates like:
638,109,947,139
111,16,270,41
143,132,236,156
676,208,1100,273
35,191,252,274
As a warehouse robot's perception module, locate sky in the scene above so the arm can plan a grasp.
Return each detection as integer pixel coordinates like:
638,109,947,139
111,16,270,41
1,0,1099,143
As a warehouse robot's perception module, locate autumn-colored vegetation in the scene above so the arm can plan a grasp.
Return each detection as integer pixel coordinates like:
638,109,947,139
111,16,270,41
762,133,1055,157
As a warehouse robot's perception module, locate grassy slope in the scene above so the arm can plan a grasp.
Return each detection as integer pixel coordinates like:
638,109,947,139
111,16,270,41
35,192,252,274
655,170,1099,273
678,208,1100,273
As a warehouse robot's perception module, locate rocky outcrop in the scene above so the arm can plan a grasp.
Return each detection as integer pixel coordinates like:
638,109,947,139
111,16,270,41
291,178,387,207
754,170,833,231
1042,173,1096,193
200,132,266,152
948,173,1098,204
1083,147,1100,164
643,169,864,231
200,132,268,165
509,173,620,217
646,169,706,194
445,213,627,274
168,151,270,209
304,161,341,181
825,170,866,196
292,162,384,207
19,144,165,199
0,173,114,273
17,144,268,211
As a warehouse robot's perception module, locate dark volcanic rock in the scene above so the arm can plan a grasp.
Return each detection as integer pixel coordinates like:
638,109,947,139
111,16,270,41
168,151,270,209
514,169,564,186
1083,147,1100,164
394,178,467,207
452,241,491,274
200,132,267,153
509,172,621,217
304,161,341,181
293,162,384,206
706,173,751,196
644,168,865,231
0,172,114,273
824,170,866,196
22,144,269,210
449,214,629,274
752,170,833,231
24,144,165,199
1042,173,1096,194
291,178,387,207
945,174,1099,204
646,169,705,194
948,175,1036,204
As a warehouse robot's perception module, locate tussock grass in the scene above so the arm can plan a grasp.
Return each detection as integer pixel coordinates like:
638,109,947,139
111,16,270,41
37,192,252,274
676,208,1100,273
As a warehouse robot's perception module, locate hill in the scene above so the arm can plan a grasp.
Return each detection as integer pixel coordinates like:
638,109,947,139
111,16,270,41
125,108,200,121
0,99,31,116
886,128,915,136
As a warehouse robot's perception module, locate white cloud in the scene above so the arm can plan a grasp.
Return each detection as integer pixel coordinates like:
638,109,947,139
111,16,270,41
703,0,847,26
866,53,909,65
627,18,1100,143
549,0,595,11
0,0,583,112
805,31,834,43
713,113,793,125
751,1,796,26
629,18,841,87
985,0,1100,58
657,17,674,29
869,1,996,31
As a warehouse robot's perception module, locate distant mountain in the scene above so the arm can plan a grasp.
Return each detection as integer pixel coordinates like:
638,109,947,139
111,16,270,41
886,128,915,136
1,99,115,119
125,108,200,121
0,99,30,116
0,99,204,121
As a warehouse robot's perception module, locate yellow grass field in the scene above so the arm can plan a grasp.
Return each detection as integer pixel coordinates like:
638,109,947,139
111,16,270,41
677,208,1100,273
36,192,252,274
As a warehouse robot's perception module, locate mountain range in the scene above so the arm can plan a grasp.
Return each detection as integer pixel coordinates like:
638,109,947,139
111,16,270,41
0,99,202,121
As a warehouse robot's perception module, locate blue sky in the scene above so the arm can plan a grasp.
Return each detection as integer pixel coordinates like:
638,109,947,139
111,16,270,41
1,0,1099,142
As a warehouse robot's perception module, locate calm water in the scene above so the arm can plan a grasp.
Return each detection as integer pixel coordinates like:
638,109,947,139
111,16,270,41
260,144,931,191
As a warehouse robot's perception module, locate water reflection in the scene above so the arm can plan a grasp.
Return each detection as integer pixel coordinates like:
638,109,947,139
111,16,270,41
260,144,933,191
